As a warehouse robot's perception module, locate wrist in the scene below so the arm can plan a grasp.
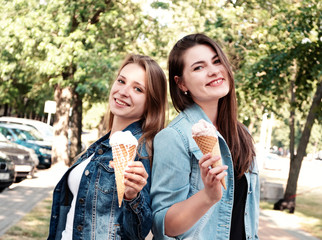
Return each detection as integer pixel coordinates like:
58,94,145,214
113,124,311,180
200,189,219,207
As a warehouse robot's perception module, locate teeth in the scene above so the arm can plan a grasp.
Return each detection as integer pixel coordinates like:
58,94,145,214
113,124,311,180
116,99,127,106
211,79,222,85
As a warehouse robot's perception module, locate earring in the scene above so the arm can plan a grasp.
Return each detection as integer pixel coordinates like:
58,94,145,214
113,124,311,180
184,91,188,95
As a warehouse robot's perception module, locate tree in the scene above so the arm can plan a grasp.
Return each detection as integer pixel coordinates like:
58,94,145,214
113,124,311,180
159,0,321,212
0,0,53,119
0,0,167,165
247,0,321,211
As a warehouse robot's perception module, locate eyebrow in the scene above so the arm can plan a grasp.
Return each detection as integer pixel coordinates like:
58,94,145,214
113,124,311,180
119,74,146,90
190,54,219,68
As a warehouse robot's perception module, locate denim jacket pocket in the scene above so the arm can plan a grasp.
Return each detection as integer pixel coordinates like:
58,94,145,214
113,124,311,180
97,160,116,194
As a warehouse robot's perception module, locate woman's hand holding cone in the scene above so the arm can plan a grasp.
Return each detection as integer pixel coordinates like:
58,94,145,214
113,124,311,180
199,153,228,203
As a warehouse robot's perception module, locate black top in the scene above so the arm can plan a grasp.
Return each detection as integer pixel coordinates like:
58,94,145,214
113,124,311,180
230,172,247,240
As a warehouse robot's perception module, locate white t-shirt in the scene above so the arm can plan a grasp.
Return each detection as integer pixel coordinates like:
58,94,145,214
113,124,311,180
61,154,93,240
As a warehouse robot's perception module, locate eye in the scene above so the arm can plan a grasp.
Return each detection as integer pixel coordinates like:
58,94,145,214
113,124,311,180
213,58,221,64
193,66,203,71
134,87,143,93
117,79,125,84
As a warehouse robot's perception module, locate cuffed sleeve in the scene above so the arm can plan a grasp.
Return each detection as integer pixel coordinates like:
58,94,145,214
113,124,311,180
151,126,192,239
122,157,152,240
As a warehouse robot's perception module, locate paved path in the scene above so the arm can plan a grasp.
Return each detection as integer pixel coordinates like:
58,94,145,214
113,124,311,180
258,210,319,240
0,160,320,239
0,161,68,237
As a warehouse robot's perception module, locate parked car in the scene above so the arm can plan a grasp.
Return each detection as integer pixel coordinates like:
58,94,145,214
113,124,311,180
0,117,54,142
0,124,52,169
0,116,86,154
0,132,38,182
0,151,15,192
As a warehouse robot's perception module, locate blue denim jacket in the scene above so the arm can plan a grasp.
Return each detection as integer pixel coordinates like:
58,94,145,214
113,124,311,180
151,104,260,240
48,121,152,240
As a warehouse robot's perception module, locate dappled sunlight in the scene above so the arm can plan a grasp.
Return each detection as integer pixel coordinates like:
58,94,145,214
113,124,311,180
259,210,319,240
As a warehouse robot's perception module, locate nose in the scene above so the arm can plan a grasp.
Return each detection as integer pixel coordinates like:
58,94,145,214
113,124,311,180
207,66,219,77
118,84,130,96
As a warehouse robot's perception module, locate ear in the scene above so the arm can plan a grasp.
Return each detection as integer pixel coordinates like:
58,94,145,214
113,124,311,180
174,76,188,92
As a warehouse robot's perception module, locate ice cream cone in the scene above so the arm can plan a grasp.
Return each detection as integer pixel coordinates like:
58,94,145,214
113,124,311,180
193,135,227,190
112,144,137,207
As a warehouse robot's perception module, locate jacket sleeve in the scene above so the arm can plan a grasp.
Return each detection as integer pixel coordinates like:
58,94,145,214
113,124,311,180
122,156,152,240
150,127,192,239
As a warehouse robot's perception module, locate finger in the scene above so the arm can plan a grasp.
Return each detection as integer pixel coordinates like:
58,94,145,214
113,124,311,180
209,165,228,175
201,155,221,169
199,153,212,166
127,161,143,167
109,161,115,168
125,162,148,179
199,154,213,176
124,172,147,186
204,170,216,184
215,171,227,181
124,177,145,193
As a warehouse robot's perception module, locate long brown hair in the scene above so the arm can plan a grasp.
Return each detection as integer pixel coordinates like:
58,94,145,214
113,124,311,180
168,33,255,177
108,54,168,162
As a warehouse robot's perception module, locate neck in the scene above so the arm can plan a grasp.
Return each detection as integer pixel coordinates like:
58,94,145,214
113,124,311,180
110,116,138,137
196,101,219,127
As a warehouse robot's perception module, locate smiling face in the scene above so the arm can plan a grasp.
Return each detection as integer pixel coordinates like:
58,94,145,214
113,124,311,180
109,63,147,126
177,44,230,109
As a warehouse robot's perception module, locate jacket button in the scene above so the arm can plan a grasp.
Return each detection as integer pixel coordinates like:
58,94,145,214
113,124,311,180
77,225,83,231
98,149,104,155
79,198,85,204
84,170,90,176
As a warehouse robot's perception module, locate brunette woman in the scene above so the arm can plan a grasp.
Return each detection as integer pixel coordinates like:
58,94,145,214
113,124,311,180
151,33,259,239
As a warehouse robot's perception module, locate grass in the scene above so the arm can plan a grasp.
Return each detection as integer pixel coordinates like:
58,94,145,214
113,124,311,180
0,195,52,240
294,192,322,239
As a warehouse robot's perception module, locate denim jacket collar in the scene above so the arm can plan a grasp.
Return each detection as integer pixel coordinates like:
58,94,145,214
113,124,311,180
183,103,227,145
80,120,143,161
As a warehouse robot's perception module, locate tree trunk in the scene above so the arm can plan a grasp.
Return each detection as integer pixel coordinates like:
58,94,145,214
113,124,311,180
289,79,296,161
52,85,72,165
283,81,322,211
68,88,83,166
4,104,8,116
98,108,109,138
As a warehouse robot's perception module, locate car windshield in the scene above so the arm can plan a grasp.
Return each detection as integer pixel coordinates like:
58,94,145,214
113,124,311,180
12,128,43,141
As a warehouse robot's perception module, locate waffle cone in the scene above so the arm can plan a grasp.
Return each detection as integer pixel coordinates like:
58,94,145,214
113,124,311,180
112,144,137,207
193,135,227,189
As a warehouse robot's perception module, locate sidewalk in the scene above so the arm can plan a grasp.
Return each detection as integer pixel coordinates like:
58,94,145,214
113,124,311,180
0,161,68,237
258,209,319,240
0,160,320,239
145,208,319,240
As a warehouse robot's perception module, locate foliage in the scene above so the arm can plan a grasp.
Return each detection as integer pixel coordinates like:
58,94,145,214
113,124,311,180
0,0,320,172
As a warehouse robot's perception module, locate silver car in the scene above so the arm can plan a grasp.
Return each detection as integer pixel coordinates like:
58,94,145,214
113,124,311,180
0,133,37,182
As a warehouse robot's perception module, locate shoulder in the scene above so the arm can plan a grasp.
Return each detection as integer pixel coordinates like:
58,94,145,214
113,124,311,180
155,113,192,141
